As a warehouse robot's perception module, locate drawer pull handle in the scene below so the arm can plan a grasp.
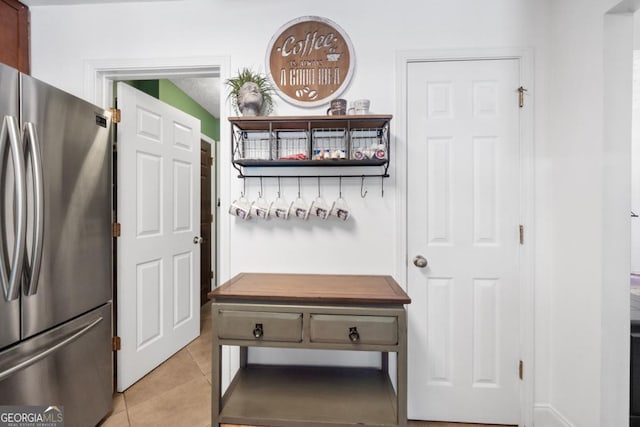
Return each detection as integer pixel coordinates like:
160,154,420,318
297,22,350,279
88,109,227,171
253,323,264,338
348,327,360,343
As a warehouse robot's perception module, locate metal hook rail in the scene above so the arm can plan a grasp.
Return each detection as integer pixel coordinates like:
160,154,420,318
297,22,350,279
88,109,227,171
236,173,389,179
237,175,388,197
231,159,390,180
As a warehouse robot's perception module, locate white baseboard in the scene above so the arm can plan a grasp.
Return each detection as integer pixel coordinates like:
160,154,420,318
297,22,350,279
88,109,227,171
534,404,575,427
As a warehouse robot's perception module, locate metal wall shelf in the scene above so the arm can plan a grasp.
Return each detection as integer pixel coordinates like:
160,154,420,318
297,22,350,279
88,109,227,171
233,159,388,167
229,114,392,179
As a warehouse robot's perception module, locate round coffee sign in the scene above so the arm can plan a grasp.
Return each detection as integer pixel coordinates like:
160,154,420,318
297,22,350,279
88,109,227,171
266,16,355,107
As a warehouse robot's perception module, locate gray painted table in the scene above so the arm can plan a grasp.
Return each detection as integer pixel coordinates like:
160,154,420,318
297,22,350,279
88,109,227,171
209,273,411,427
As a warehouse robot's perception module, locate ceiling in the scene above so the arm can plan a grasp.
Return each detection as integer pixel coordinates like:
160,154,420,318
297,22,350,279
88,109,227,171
170,77,221,118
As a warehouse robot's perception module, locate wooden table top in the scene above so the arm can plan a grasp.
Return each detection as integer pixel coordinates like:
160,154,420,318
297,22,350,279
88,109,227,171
209,273,411,305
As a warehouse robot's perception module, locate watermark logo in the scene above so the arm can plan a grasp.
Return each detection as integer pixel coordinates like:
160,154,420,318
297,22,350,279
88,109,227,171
0,405,64,427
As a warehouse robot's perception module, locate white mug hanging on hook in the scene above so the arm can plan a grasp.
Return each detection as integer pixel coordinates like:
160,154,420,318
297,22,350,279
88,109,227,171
229,195,252,220
311,197,330,220
251,178,271,219
270,197,292,219
229,180,252,220
251,196,271,219
330,198,350,220
269,178,292,219
291,177,310,220
310,178,330,220
330,177,350,221
292,198,310,220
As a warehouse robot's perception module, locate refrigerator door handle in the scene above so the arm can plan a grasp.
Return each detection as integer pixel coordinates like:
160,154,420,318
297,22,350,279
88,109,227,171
0,316,103,382
0,115,27,302
22,122,44,296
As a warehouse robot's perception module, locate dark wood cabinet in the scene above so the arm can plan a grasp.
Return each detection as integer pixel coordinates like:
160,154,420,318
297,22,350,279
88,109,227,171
0,0,29,74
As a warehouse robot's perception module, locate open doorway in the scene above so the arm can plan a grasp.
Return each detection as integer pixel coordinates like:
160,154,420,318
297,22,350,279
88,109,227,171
85,57,225,392
86,57,225,297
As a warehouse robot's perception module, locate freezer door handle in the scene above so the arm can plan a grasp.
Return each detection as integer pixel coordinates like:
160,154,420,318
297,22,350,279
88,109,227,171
21,122,44,296
0,115,27,302
0,316,103,382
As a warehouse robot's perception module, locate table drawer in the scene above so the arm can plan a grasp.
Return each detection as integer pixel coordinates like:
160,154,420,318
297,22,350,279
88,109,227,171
218,311,302,342
309,315,397,345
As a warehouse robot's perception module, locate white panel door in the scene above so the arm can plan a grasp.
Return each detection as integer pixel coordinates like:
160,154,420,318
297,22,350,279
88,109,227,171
407,59,521,423
116,82,201,391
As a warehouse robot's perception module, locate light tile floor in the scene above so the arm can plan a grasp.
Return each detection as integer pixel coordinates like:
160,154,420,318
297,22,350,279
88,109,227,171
98,303,510,427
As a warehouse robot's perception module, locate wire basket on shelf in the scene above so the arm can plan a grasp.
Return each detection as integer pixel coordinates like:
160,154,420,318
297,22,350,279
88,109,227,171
311,128,347,161
236,130,272,161
349,128,388,161
274,130,309,161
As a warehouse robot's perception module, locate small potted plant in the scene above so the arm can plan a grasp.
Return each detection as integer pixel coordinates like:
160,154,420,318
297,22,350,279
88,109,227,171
225,68,275,116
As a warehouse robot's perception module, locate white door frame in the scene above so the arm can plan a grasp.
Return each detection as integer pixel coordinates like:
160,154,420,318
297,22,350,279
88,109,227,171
84,55,231,290
201,132,218,290
84,56,236,388
395,48,535,427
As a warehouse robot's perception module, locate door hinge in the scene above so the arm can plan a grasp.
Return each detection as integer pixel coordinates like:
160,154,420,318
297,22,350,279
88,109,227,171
519,225,524,245
209,271,214,280
519,360,523,380
112,336,121,351
209,156,214,166
518,86,528,108
209,213,213,223
110,108,121,124
112,222,121,238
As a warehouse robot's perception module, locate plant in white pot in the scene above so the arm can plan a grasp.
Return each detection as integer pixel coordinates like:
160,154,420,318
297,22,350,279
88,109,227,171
225,68,275,116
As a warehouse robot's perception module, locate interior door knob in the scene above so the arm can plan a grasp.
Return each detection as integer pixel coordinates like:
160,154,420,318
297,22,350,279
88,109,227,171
193,236,203,244
413,255,428,268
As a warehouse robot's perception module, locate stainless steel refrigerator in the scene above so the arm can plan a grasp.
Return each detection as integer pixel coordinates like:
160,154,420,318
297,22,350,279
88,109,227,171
0,62,113,426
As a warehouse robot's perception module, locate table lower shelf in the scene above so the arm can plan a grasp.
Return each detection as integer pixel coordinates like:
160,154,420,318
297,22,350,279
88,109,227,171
219,365,399,427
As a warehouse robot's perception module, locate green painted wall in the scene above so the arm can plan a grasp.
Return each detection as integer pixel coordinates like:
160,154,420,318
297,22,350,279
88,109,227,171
120,79,219,141
158,80,219,141
129,80,159,98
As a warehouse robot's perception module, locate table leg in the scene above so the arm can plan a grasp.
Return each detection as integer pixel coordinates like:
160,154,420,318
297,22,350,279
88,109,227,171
382,352,389,374
240,346,248,368
211,306,221,427
397,309,408,427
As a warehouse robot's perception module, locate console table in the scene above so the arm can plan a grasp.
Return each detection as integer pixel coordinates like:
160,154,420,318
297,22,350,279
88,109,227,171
209,273,411,427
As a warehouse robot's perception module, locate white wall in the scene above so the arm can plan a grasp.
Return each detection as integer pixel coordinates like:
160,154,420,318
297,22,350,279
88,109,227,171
25,0,633,426
632,14,640,273
546,4,603,425
632,51,640,273
546,1,632,426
